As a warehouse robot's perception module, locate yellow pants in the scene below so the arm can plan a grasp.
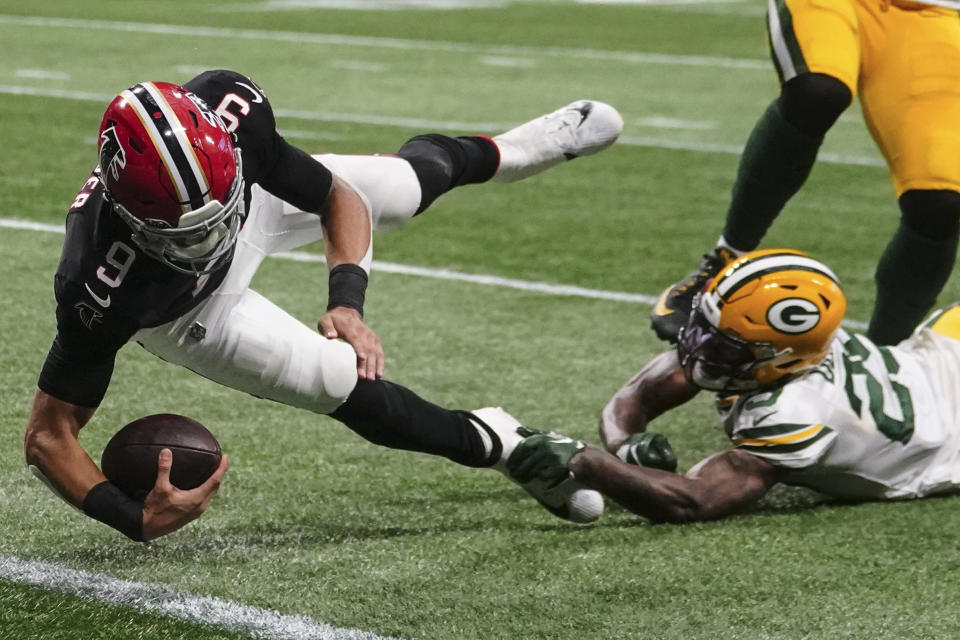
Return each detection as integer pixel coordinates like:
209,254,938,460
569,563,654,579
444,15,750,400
767,0,960,195
929,303,960,340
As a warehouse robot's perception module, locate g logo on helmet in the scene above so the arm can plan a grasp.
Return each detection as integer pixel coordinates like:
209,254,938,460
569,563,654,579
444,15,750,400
767,298,821,334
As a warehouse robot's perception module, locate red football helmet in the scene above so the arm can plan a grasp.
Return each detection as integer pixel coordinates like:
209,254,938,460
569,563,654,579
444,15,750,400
97,81,244,275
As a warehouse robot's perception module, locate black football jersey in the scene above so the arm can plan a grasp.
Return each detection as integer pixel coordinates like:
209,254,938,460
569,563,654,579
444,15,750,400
38,69,334,407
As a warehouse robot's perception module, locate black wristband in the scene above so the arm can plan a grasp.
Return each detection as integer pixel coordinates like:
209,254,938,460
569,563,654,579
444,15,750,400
327,263,368,316
81,481,145,542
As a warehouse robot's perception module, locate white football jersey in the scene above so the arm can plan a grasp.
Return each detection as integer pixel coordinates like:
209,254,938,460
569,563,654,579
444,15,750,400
719,328,960,499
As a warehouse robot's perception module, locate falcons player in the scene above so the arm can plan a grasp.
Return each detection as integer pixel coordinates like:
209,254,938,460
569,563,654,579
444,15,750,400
24,69,622,540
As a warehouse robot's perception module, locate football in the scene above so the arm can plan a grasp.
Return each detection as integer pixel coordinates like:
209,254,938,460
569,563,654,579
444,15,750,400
101,414,222,500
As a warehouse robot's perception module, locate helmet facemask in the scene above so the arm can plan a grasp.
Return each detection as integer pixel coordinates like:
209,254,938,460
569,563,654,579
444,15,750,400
677,297,787,393
676,249,846,393
108,150,245,277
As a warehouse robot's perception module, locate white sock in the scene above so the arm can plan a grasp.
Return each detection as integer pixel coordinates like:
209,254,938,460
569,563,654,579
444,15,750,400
717,235,747,256
470,407,524,469
472,420,495,461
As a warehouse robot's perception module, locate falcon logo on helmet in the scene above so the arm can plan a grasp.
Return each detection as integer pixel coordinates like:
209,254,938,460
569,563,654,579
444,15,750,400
98,124,126,182
677,249,846,392
97,81,245,276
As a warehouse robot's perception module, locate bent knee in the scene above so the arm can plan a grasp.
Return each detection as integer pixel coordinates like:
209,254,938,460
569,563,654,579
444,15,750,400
396,134,456,213
314,339,359,409
779,73,852,137
899,190,960,240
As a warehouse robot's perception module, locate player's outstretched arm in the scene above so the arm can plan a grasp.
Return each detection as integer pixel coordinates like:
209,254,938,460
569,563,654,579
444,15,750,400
316,174,384,381
600,350,700,452
571,446,781,524
24,389,227,541
24,389,101,507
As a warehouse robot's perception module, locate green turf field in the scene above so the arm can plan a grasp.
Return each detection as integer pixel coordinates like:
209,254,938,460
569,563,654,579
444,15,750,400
2,1,960,639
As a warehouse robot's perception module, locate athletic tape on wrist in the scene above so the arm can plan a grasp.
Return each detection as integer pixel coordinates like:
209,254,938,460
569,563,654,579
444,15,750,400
327,263,368,316
81,481,145,542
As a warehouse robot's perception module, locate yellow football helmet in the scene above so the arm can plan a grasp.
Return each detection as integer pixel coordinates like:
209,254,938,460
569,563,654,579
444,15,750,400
677,249,846,392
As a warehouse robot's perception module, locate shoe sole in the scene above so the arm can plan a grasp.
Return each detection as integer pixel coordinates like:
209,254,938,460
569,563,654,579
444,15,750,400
650,287,684,344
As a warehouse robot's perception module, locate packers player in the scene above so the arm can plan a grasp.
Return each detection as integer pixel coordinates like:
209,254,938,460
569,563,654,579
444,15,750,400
651,0,960,347
508,250,960,523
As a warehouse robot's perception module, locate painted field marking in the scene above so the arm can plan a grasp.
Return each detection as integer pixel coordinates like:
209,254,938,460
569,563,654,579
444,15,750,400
618,135,885,167
0,555,399,640
0,84,885,167
636,117,715,130
14,69,70,80
0,218,871,330
479,55,537,68
330,60,388,72
578,0,746,4
226,0,507,9
0,15,769,70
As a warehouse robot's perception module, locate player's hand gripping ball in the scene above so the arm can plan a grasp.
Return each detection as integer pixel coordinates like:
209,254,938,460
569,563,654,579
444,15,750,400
101,414,222,500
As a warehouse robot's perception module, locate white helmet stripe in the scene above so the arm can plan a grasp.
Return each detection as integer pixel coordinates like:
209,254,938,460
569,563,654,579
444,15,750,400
121,84,211,214
139,82,212,208
120,88,190,204
716,254,839,299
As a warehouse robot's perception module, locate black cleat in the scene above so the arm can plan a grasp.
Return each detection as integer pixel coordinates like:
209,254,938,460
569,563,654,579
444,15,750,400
650,247,735,343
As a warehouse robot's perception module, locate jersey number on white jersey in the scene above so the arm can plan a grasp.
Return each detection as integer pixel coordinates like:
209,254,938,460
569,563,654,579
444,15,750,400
841,334,915,444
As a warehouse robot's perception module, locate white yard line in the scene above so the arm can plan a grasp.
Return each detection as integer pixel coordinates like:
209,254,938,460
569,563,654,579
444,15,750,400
276,249,660,303
0,84,884,167
0,555,398,640
0,15,769,70
0,218,658,304
14,69,71,80
220,0,507,9
0,218,870,329
577,0,745,4
0,84,113,102
618,135,885,167
2,219,67,234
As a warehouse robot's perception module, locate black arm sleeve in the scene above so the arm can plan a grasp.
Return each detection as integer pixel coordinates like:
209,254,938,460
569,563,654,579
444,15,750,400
257,137,333,214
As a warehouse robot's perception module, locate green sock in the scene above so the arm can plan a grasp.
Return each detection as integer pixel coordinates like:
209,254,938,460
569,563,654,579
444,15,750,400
868,223,959,345
722,100,823,251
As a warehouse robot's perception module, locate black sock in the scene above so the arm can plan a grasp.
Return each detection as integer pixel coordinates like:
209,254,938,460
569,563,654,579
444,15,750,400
396,134,500,213
329,378,498,468
722,101,823,251
868,220,959,346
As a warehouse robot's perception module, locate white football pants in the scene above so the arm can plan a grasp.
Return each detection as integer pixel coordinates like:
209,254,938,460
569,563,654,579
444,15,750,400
135,154,422,414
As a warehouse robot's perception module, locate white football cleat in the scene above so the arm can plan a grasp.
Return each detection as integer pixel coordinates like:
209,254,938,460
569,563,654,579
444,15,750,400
492,100,624,182
471,406,604,523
